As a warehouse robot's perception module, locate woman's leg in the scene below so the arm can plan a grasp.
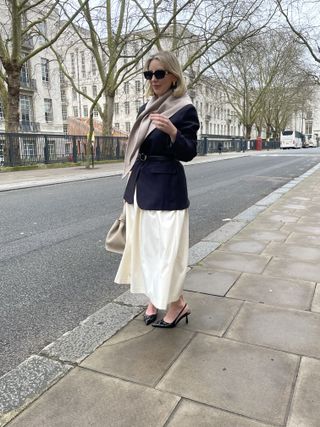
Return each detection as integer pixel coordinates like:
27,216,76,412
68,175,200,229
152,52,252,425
145,302,157,315
162,295,190,323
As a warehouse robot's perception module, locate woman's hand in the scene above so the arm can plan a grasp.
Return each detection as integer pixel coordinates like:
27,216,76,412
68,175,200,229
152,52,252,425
149,113,177,142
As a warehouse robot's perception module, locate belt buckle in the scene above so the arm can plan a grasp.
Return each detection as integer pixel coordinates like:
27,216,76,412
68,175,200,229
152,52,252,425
139,153,147,161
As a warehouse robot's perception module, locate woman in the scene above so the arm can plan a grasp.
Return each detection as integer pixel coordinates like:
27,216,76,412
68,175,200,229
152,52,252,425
115,51,199,328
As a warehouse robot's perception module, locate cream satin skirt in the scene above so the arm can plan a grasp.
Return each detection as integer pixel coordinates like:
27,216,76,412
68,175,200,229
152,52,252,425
114,196,189,310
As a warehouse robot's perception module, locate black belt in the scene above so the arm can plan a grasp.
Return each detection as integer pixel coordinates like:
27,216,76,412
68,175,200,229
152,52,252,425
138,153,173,161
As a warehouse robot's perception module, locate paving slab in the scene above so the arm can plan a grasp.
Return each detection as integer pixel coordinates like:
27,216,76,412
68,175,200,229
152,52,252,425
157,334,298,426
81,320,194,386
114,289,149,306
238,220,283,230
281,223,320,235
219,238,268,254
234,229,290,242
178,291,242,336
226,302,320,358
287,357,320,427
227,273,315,310
298,214,320,223
7,368,180,427
257,213,299,224
184,266,240,296
311,284,320,313
188,240,221,265
262,242,320,262
281,203,307,211
167,399,272,427
203,220,247,243
286,232,320,247
203,251,270,274
264,257,320,283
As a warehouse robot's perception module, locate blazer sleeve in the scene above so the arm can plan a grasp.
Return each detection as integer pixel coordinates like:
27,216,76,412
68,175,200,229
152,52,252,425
169,105,200,162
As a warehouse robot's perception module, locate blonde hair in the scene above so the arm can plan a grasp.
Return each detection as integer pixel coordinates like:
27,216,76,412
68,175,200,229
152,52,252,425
144,51,187,98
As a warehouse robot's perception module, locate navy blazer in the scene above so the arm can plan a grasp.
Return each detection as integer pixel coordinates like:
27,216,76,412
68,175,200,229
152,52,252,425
123,104,200,210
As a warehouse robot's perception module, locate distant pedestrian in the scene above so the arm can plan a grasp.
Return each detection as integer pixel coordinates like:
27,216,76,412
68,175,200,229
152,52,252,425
218,142,222,154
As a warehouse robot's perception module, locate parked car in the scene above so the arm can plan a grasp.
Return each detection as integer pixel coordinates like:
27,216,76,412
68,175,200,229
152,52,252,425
308,139,316,147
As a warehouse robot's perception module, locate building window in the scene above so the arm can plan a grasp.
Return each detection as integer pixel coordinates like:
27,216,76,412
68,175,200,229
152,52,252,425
62,105,68,120
22,139,37,159
81,51,86,78
70,53,75,77
135,80,141,93
20,95,32,123
73,106,78,117
82,86,87,95
125,122,131,132
124,82,129,94
72,88,77,101
92,85,97,97
135,100,141,113
124,101,130,115
36,21,47,44
41,58,49,83
48,139,56,156
61,89,66,103
63,124,68,134
0,102,4,120
83,105,88,117
59,70,65,85
93,107,99,117
44,98,53,122
91,55,97,76
114,103,119,115
20,63,29,85
305,121,312,136
114,123,119,129
65,143,71,155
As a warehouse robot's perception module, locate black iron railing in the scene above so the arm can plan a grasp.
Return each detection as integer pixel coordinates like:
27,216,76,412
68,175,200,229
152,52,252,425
0,132,280,167
0,133,128,166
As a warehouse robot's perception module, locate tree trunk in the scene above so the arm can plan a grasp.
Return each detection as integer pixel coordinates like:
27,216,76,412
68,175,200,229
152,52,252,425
245,124,252,140
102,93,114,135
101,93,115,159
5,65,21,165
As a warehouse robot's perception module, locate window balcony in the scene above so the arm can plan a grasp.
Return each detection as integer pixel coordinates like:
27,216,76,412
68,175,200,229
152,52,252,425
19,121,40,132
22,37,34,50
20,79,37,91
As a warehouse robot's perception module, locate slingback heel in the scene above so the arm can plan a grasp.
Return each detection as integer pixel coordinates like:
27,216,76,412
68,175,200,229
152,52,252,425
152,303,191,329
143,310,158,325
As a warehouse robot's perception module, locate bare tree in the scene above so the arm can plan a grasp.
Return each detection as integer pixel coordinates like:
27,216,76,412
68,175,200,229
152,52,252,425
0,0,89,161
55,0,276,143
276,0,320,64
55,0,195,141
212,29,312,140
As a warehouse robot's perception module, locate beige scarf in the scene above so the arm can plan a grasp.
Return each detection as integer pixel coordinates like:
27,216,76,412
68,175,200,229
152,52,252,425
123,90,192,177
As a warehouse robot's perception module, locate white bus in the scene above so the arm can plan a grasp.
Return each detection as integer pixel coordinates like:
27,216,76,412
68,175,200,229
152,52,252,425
280,130,304,149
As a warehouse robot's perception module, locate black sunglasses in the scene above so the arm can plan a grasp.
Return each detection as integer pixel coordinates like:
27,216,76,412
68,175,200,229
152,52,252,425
143,70,170,80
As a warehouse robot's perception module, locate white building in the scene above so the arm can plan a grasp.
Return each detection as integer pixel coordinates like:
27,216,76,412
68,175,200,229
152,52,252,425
0,4,63,135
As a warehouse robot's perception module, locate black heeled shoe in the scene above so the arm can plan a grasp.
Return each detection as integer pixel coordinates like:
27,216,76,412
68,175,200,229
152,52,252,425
143,310,158,325
152,304,190,329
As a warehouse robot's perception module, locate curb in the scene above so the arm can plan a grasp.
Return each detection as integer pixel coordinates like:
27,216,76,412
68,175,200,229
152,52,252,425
0,152,252,192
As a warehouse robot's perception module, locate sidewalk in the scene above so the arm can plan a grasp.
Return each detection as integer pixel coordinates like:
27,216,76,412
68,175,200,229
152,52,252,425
0,150,271,192
1,154,320,426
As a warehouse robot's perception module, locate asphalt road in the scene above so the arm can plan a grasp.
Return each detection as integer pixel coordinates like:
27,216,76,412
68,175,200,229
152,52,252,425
1,150,320,377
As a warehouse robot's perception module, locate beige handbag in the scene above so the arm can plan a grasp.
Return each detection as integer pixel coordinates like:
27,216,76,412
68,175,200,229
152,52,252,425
105,205,126,254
